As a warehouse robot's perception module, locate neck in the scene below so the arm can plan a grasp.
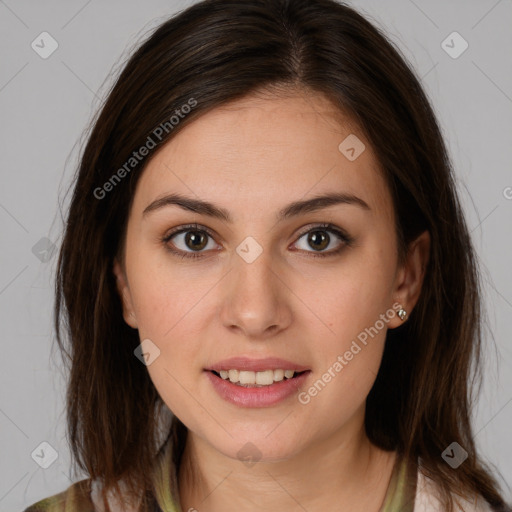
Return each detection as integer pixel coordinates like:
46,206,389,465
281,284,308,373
177,414,397,512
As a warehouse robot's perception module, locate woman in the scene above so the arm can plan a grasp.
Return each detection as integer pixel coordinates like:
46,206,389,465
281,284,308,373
24,0,511,510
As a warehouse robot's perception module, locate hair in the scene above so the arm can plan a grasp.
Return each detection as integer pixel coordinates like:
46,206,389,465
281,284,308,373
55,0,511,510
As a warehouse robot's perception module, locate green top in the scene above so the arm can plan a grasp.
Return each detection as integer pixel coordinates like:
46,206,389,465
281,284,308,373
24,435,417,512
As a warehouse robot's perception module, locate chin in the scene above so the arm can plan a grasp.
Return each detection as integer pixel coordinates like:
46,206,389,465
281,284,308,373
205,427,307,464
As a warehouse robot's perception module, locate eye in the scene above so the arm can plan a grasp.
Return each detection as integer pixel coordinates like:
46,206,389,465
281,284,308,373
162,222,353,260
292,223,353,258
162,223,219,259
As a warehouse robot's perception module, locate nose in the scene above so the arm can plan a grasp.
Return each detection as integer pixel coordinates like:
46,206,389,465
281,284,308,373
219,247,293,340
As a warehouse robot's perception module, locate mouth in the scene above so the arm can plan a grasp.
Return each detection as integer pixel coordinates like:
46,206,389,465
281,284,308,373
208,368,310,387
204,356,311,407
203,357,312,407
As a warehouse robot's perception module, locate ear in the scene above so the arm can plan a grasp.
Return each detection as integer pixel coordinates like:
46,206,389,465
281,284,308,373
113,258,138,329
388,230,430,328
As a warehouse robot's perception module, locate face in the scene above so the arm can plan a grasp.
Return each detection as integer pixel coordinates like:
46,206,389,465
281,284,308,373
115,89,427,462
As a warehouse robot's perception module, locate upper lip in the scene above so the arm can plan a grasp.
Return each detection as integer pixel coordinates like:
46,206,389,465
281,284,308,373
205,357,310,373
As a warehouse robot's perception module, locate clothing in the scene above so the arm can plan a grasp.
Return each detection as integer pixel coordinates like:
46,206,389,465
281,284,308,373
23,433,494,512
414,469,494,512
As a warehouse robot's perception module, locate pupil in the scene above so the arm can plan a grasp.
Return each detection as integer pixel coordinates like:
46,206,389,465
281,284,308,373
309,231,328,251
186,231,207,250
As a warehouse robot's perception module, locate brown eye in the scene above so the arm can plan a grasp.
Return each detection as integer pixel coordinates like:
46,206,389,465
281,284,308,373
293,225,352,256
183,231,209,251
163,224,218,258
307,230,330,251
163,223,353,260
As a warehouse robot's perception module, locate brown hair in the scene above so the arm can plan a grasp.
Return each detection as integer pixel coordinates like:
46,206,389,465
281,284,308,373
55,0,511,510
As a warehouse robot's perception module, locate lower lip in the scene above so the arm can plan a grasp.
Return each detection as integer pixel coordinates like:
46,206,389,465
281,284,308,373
205,370,311,407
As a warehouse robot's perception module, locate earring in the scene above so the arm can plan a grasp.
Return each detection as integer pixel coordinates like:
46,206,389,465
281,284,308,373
397,307,407,321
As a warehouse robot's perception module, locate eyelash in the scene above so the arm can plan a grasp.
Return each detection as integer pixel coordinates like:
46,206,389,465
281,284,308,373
161,222,354,260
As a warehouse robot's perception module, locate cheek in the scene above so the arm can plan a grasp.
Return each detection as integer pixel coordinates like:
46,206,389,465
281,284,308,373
295,285,390,429
126,240,207,337
124,245,207,394
128,264,206,421
130,272,205,370
296,242,396,345
292,240,396,404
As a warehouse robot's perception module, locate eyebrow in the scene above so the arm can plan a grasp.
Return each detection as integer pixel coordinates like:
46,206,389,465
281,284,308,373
143,191,370,222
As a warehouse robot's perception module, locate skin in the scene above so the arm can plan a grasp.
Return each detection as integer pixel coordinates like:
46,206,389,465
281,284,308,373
114,88,430,512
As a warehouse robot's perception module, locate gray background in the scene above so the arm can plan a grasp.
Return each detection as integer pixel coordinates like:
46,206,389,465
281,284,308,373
0,0,511,510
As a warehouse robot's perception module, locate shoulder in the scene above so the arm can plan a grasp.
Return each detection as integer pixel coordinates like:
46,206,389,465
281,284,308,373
414,467,494,512
23,479,95,512
23,477,141,512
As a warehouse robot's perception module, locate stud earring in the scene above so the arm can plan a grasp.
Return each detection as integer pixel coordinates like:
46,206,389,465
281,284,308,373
397,307,407,321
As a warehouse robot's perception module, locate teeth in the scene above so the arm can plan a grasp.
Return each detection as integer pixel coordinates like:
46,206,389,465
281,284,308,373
215,369,299,386
256,370,274,385
239,371,254,385
273,369,284,382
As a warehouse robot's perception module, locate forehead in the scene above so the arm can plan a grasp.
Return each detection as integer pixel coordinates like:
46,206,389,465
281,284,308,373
133,91,393,223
